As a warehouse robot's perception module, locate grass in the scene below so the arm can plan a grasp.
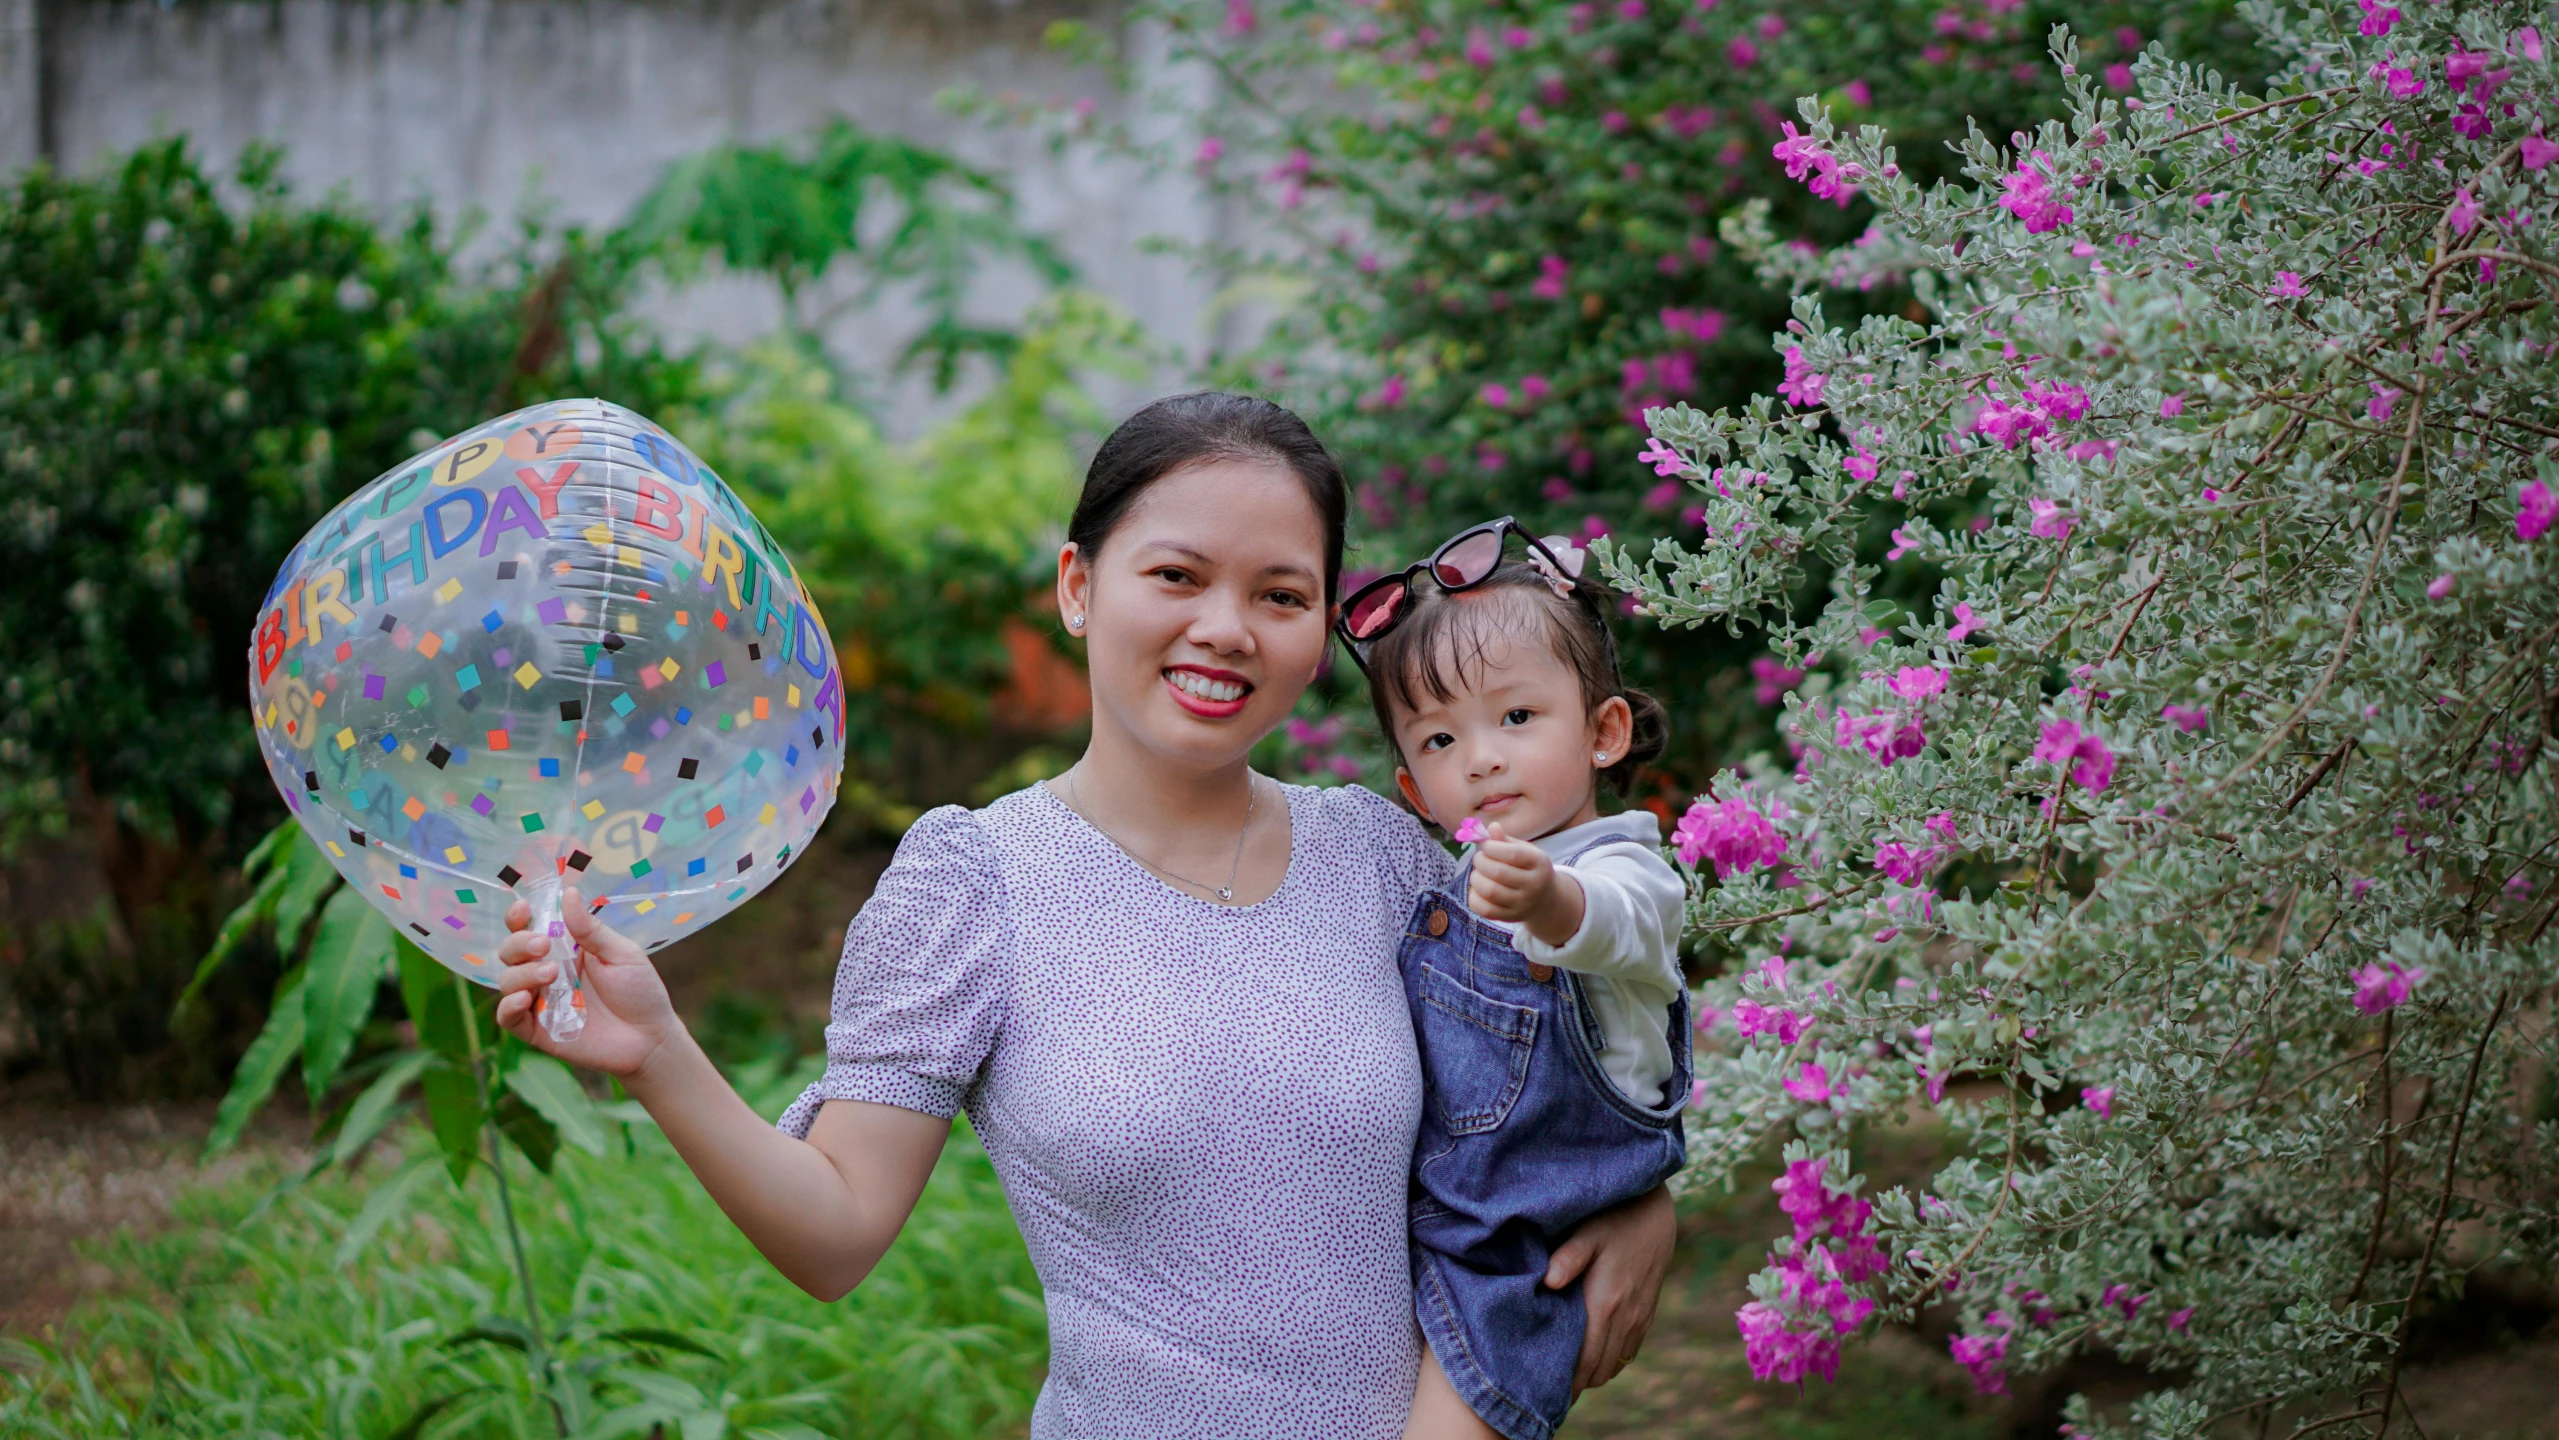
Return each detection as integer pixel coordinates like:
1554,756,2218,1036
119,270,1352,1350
0,1060,1046,1439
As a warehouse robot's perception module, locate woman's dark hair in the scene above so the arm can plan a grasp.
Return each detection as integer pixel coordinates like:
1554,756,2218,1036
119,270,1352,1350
1068,392,1350,602
1366,560,1669,799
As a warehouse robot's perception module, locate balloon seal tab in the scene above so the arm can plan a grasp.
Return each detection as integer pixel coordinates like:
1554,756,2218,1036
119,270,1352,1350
529,892,586,1042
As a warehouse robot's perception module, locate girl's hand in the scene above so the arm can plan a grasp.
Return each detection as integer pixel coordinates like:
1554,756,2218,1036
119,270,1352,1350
1546,1182,1676,1394
1466,824,1585,946
491,887,682,1079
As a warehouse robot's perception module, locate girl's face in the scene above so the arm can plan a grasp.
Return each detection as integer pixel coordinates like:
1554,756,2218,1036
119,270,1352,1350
1058,459,1332,774
1386,617,1633,843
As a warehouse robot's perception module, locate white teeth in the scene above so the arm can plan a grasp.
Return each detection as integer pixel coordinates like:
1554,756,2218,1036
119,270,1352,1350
1170,671,1246,703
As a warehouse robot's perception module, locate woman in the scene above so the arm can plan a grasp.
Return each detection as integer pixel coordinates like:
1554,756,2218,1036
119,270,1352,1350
490,393,1677,1437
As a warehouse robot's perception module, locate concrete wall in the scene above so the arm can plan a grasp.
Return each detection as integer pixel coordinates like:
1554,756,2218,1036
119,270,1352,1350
9,0,1226,429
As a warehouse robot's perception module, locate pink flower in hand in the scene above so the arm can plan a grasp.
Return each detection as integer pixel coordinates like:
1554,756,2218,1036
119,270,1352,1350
1454,816,1489,843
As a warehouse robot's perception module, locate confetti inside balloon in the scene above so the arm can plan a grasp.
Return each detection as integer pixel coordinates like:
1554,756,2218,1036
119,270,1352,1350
246,398,846,1039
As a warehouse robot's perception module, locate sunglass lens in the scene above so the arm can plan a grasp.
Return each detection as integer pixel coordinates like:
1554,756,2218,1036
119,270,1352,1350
1433,529,1505,589
1345,583,1405,640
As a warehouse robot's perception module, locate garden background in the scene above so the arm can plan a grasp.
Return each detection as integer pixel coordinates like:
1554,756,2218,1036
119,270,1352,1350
3,1,2554,1436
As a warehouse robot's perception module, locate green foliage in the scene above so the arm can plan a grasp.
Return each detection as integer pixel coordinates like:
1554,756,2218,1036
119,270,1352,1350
685,291,1146,757
617,117,1074,390
0,1098,1045,1439
0,139,691,847
1608,3,2559,1432
1030,0,2265,782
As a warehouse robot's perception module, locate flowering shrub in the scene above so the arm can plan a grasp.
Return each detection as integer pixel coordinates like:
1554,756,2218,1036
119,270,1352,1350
1018,0,2262,775
1617,4,2559,1432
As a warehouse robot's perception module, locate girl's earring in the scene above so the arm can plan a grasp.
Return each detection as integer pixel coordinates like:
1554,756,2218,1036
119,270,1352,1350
1595,752,1609,764
1068,615,1085,631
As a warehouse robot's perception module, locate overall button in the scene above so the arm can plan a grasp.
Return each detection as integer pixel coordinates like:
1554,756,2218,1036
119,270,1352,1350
1528,962,1555,982
1427,907,1450,937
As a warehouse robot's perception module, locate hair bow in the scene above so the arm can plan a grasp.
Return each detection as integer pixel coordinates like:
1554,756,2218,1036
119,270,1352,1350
1527,535,1587,598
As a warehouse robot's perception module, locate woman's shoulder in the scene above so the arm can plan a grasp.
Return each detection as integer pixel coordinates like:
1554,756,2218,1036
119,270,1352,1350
1293,780,1455,888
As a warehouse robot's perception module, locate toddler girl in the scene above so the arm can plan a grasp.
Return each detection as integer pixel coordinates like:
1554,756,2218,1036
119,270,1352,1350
1337,520,1690,1440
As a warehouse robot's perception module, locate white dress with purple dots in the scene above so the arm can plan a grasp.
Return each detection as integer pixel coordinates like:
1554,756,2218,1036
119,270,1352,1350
778,780,1456,1438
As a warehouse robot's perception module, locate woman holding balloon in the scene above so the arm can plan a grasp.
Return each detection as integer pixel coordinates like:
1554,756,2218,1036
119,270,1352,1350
480,393,1675,1437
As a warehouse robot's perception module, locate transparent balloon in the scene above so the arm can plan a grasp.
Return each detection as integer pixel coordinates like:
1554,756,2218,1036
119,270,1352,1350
246,399,846,1039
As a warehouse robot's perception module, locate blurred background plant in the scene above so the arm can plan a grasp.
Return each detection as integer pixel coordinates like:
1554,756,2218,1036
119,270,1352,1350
993,0,2271,797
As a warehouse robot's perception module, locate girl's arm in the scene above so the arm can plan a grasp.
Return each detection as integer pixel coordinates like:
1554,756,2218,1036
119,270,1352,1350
490,892,944,1301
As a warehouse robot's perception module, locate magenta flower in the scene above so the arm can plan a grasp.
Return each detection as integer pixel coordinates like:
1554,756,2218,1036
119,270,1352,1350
2367,383,2400,423
1784,1062,1837,1104
2167,1307,2195,1332
2446,48,2491,94
1194,136,1226,166
2426,573,2455,600
2351,960,2426,1015
1886,526,1921,561
1845,446,1881,484
1674,795,1791,877
2379,62,2424,100
2447,187,2481,237
1997,153,2074,232
1752,656,1808,707
2525,136,2559,171
2081,1086,2115,1119
2161,702,2210,733
1947,603,1983,645
1222,0,1258,35
1873,841,1946,885
1726,35,1758,67
1463,27,1496,66
1886,666,1949,703
2023,380,2090,422
2269,271,2307,298
2027,496,2076,539
1530,254,1570,300
2104,62,2134,91
1950,1326,2011,1395
1479,381,1512,408
2102,1283,2149,1320
2520,26,2547,61
1733,1000,1810,1044
2035,719,2118,791
2518,480,2557,541
1975,398,2053,450
1778,347,1828,407
2160,392,2186,418
1638,438,1687,476
1454,816,1489,844
2357,0,2398,37
1519,374,1551,403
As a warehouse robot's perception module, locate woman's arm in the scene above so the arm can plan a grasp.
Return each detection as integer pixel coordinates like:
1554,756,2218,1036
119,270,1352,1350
491,893,944,1300
1544,1183,1678,1393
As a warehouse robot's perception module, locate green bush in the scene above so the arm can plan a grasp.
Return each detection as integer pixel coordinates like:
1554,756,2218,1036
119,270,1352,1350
0,1071,1045,1438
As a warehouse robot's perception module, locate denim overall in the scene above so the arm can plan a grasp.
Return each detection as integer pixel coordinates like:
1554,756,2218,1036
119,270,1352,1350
1401,849,1692,1440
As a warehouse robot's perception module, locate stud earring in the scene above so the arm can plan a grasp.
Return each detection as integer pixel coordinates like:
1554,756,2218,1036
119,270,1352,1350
1595,752,1609,764
1068,615,1085,631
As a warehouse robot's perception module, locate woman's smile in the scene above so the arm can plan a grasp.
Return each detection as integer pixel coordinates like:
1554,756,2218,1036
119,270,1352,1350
1164,664,1254,717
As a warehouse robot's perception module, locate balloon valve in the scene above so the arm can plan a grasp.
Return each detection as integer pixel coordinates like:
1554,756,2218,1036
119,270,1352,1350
530,895,586,1043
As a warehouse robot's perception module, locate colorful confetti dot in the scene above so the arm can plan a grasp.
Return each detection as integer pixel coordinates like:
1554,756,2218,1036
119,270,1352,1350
611,694,636,718
630,858,653,878
704,661,728,689
335,727,358,750
456,665,482,692
642,813,664,833
686,857,706,876
435,577,463,603
471,794,495,817
443,845,467,864
455,888,478,904
485,728,509,750
635,899,657,914
416,632,444,659
403,796,427,821
520,813,545,833
406,684,430,707
364,675,387,701
622,751,646,774
704,805,726,828
753,696,770,720
513,662,541,689
538,758,560,777
658,658,680,682
758,803,777,826
538,597,569,625
581,799,606,820
482,609,504,633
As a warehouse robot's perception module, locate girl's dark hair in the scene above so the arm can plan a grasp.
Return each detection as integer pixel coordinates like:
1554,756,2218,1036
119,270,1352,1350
1068,392,1350,602
1366,560,1669,799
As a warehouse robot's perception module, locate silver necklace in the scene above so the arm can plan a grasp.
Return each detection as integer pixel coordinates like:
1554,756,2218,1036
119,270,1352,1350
1068,766,1259,902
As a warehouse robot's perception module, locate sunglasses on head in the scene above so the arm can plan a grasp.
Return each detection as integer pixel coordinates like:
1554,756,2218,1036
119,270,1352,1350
1335,517,1590,672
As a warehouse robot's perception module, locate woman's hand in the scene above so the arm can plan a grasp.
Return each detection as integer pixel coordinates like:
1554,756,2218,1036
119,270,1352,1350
1545,1182,1676,1394
491,886,682,1079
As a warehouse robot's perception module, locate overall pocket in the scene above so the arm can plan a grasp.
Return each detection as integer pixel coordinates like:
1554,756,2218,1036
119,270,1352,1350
1414,963,1539,1134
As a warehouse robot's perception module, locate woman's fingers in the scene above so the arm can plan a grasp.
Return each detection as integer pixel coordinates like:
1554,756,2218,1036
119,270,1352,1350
504,898,532,933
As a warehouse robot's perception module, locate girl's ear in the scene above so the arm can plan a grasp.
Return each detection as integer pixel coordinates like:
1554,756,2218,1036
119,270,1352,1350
1395,766,1436,826
1592,694,1634,765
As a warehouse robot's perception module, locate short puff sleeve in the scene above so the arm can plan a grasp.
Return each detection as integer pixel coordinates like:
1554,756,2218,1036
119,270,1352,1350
776,804,1014,1138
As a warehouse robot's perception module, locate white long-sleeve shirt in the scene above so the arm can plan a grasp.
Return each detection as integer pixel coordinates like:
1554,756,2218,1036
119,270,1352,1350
1467,811,1687,1109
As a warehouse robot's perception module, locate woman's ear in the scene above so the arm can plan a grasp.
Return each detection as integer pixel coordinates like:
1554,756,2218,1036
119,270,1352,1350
1591,695,1634,766
1394,766,1437,827
1056,542,1090,636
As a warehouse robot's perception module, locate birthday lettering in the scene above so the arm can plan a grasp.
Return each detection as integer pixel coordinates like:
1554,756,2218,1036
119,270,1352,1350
423,488,488,558
479,483,550,557
517,460,578,519
432,438,501,489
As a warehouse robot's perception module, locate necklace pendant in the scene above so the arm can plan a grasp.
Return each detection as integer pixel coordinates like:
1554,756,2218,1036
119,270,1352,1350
1214,886,1233,901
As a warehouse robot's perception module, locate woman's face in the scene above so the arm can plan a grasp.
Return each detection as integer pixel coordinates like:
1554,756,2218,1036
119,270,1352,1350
1059,458,1331,774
